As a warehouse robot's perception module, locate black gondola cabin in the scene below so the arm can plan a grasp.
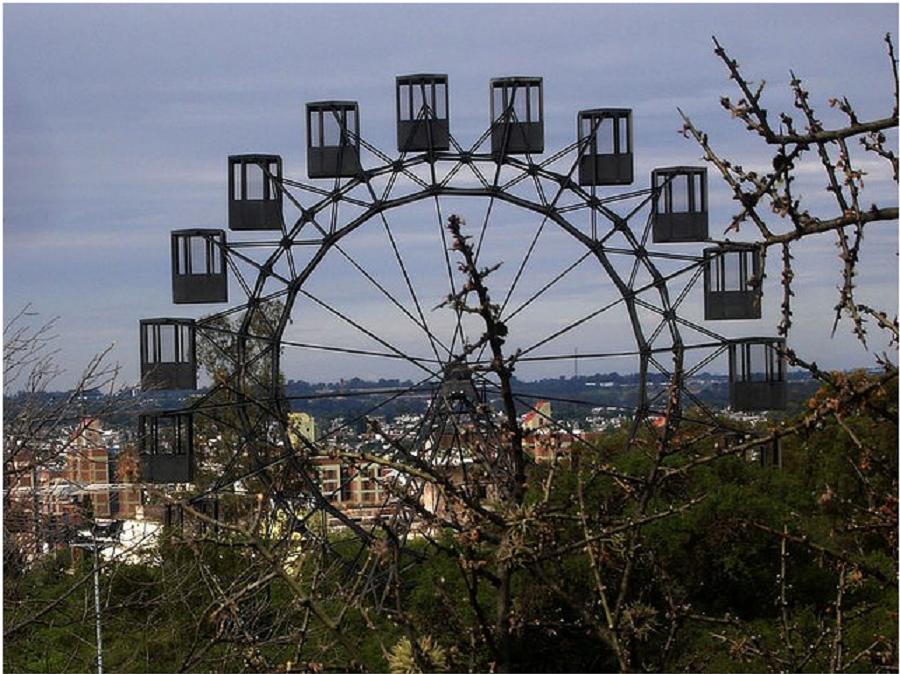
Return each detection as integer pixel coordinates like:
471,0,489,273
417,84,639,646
490,77,544,156
139,319,197,391
651,167,708,242
397,74,450,152
306,101,362,178
578,109,633,186
704,244,763,320
171,229,228,304
228,155,284,231
139,412,194,484
728,338,787,411
165,496,219,533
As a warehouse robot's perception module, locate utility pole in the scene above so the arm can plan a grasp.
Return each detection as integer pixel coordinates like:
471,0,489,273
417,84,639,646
73,526,104,674
91,529,104,674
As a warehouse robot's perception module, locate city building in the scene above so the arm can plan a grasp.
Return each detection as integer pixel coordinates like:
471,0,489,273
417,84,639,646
288,411,317,447
521,400,552,431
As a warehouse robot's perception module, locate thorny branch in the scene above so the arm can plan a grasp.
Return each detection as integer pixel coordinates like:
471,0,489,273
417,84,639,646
680,34,898,352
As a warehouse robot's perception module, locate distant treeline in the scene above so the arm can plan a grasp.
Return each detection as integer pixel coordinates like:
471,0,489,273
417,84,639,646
3,371,821,431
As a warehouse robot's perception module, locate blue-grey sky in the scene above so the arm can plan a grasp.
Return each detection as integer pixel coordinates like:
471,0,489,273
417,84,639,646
4,3,898,389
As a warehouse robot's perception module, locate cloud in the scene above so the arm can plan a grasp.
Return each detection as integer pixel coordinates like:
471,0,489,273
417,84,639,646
5,3,897,388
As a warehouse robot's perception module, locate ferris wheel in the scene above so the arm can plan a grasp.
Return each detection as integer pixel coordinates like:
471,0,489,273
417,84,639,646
135,73,787,530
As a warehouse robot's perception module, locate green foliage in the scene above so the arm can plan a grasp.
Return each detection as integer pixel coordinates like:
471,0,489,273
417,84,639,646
387,635,449,674
5,377,897,672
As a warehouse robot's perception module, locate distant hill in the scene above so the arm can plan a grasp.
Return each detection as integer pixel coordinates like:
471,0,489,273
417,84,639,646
5,370,820,428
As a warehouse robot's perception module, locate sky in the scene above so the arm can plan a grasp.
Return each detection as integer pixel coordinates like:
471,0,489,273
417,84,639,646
4,3,898,390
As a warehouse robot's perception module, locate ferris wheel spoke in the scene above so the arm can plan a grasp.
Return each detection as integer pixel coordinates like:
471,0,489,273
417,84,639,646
643,360,678,411
192,323,282,398
298,374,441,435
442,128,484,187
673,410,750,441
277,182,319,246
296,201,448,356
332,240,446,354
679,392,742,433
645,315,670,349
278,338,441,365
494,135,594,314
464,158,494,192
354,133,431,191
224,246,293,287
281,177,373,209
353,132,398,167
496,165,533,193
273,195,302,281
646,353,673,378
488,349,630,365
438,160,466,189
375,207,448,363
516,295,628,359
625,213,655,291
329,181,341,235
537,138,581,170
630,297,673,330
460,119,494,156
443,153,480,191
471,169,505,265
632,296,728,343
670,265,704,312
531,173,550,207
283,245,299,283
621,187,656,225
635,203,655,249
472,192,498,265
604,246,704,262
182,385,447,417
473,374,646,480
503,251,592,323
432,194,468,361
595,187,655,206
555,202,591,214
246,297,284,348
200,405,277,494
380,168,401,202
221,245,261,304
600,251,708,311
195,288,291,329
299,289,440,378
684,344,729,379
496,216,548,315
477,339,726,367
366,157,452,361
645,355,723,426
469,109,531,265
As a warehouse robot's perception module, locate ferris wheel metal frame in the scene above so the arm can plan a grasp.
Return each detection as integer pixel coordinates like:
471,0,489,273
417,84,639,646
137,73,788,533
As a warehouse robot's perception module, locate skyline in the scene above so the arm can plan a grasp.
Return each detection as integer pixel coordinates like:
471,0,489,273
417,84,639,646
4,3,898,389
